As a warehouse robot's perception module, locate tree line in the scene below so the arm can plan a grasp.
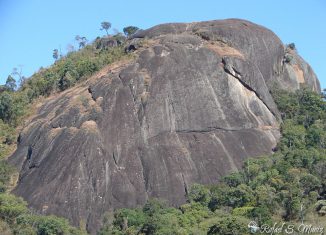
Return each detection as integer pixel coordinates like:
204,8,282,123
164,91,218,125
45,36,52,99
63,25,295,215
52,22,139,61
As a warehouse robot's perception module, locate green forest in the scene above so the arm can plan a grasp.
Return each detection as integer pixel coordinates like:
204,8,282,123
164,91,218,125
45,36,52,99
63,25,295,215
0,33,325,234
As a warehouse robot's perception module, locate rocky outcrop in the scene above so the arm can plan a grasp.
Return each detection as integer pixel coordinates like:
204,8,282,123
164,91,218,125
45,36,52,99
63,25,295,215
95,36,126,50
280,45,320,92
9,19,320,233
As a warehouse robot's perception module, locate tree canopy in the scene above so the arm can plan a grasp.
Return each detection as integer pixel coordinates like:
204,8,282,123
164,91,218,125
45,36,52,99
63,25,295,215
123,26,139,36
101,21,111,36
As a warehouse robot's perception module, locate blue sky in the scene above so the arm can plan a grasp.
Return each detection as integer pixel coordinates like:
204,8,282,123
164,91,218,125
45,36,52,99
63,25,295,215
0,0,325,88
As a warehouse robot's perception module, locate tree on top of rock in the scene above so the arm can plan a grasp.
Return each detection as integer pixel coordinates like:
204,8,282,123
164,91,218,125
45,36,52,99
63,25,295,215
101,21,111,36
53,49,59,60
4,75,16,92
11,66,25,87
123,26,139,37
75,35,87,49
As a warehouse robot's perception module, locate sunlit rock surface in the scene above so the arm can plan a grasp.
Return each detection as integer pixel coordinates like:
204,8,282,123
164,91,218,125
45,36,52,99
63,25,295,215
9,19,320,233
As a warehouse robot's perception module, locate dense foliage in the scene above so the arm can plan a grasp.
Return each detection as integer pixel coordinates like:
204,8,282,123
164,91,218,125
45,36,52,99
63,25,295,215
98,88,326,235
22,43,127,99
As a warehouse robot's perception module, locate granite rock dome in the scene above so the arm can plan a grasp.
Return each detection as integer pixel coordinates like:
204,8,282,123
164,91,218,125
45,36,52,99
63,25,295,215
9,19,320,233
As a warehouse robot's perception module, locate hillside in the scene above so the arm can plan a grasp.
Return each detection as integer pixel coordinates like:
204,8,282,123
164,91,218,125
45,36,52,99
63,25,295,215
0,19,324,234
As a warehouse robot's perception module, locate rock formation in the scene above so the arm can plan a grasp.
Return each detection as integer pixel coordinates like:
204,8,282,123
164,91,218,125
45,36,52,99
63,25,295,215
9,19,320,233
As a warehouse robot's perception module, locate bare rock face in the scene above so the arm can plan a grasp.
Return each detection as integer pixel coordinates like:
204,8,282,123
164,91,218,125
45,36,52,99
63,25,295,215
281,47,320,92
9,19,320,233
